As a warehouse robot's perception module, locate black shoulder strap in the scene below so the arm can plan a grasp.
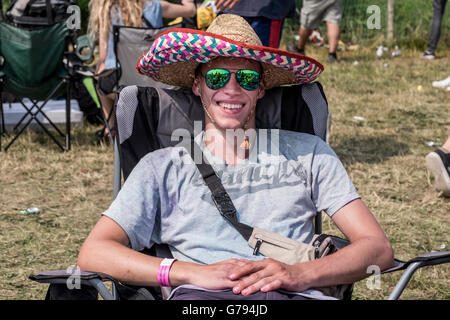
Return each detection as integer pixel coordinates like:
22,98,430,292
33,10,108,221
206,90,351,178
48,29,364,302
188,139,253,241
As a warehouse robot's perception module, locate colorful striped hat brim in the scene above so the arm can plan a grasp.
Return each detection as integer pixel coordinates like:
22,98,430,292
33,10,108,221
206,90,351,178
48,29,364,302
136,16,323,89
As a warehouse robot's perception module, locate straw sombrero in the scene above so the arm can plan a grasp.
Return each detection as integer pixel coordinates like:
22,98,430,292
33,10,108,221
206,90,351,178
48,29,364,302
136,14,324,90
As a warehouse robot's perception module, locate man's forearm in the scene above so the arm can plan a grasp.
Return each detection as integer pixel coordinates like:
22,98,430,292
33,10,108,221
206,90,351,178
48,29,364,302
77,239,238,289
294,236,394,289
78,239,164,286
77,240,201,287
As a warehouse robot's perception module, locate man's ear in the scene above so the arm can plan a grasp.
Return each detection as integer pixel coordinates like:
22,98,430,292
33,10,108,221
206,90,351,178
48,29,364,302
192,78,201,96
257,83,265,100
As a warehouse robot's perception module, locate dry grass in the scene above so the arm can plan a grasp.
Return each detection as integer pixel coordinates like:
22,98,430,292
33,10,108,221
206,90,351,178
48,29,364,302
0,47,449,300
0,128,113,299
312,46,450,300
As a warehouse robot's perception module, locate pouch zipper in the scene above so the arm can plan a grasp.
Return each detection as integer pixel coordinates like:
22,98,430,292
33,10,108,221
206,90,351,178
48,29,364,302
253,239,263,256
314,240,320,259
252,234,296,256
313,234,331,259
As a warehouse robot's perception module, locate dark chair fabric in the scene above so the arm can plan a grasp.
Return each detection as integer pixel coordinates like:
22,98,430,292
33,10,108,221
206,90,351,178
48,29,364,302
0,19,76,151
113,24,182,89
0,21,69,100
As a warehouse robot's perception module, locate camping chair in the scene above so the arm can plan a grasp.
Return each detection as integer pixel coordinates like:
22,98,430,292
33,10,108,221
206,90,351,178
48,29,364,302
0,0,85,151
89,24,185,145
62,36,112,139
112,24,183,89
29,82,450,300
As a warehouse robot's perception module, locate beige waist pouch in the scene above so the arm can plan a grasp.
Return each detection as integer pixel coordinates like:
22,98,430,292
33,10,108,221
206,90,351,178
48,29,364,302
248,227,352,299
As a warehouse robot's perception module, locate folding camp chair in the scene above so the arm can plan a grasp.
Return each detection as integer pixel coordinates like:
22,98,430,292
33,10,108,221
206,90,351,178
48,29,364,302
0,0,84,151
29,82,450,300
86,24,185,147
112,24,182,89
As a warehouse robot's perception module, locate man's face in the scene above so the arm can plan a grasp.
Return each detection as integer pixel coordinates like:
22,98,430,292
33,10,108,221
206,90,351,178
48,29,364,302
193,57,265,130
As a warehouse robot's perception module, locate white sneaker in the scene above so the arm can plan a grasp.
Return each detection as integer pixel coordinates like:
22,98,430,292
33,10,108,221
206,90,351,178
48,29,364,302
421,51,435,60
426,149,450,197
432,76,450,88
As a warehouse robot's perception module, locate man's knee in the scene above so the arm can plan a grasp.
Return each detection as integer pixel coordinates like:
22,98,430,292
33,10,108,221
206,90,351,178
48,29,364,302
322,0,343,27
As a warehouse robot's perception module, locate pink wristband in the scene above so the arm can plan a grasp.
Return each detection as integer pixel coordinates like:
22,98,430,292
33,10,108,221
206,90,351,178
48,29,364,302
157,258,177,287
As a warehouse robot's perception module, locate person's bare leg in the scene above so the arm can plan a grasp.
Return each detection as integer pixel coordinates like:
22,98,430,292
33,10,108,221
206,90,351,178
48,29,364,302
326,21,340,54
298,27,313,51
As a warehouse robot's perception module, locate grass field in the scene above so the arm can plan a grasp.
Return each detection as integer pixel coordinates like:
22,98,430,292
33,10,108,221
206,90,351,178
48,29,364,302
0,46,449,300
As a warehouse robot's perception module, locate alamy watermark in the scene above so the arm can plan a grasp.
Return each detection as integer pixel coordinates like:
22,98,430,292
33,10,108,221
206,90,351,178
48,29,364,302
366,265,382,290
66,265,81,290
66,5,81,31
367,5,381,30
170,121,281,166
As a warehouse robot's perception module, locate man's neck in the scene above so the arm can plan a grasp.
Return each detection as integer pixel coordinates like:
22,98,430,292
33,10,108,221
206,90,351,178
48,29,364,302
204,125,257,165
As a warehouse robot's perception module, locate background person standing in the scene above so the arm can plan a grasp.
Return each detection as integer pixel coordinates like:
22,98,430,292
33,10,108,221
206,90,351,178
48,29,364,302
421,0,448,59
287,0,343,63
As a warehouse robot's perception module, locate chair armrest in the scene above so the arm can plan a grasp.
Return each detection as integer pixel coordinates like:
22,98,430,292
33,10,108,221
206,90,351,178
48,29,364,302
29,269,117,300
29,269,106,283
62,55,118,79
385,251,450,300
62,56,96,77
383,250,450,274
408,250,450,266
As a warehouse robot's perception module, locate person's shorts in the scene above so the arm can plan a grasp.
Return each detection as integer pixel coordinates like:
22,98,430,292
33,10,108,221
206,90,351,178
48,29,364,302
97,69,121,96
300,0,343,29
169,287,313,300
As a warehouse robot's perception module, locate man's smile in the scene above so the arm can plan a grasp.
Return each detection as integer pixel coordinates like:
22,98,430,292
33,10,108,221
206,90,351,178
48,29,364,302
217,102,246,114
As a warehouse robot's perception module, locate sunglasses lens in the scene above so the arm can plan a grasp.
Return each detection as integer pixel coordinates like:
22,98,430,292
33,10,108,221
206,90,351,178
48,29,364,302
236,70,261,91
205,69,230,90
204,69,261,91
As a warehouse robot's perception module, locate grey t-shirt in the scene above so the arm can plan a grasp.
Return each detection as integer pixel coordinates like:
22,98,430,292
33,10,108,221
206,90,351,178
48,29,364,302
104,129,359,265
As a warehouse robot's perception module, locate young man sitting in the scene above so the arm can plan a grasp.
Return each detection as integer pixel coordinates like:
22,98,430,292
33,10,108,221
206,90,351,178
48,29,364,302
77,14,394,300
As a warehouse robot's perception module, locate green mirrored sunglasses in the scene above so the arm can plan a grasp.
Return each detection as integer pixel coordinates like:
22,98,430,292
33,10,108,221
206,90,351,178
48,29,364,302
204,68,261,91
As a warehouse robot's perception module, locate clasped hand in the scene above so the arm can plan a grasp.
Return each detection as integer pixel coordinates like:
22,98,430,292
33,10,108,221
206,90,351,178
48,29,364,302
193,258,307,296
